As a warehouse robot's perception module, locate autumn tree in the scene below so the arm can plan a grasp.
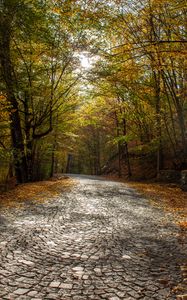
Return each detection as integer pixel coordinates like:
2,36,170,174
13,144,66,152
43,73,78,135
1,0,186,183
82,0,187,177
0,0,83,182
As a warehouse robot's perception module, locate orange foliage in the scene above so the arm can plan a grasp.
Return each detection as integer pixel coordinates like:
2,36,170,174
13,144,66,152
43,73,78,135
128,181,187,229
129,182,186,212
0,178,76,209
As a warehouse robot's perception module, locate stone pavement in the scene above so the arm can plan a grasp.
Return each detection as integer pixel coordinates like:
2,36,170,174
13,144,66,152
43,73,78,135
0,175,186,300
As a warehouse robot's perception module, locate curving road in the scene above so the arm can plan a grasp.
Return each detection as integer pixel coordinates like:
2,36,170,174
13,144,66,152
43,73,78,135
0,175,186,299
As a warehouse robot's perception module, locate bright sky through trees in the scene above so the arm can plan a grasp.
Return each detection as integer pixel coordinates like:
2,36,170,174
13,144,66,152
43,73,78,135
80,54,92,69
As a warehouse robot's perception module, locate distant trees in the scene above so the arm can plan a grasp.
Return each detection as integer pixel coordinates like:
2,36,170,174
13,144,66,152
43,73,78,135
81,0,187,177
70,0,187,177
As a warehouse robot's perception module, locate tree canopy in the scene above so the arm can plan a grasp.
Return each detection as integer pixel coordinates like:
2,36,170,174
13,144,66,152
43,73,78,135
0,0,186,184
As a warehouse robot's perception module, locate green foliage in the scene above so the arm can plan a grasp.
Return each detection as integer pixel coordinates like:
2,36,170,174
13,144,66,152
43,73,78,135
113,134,133,145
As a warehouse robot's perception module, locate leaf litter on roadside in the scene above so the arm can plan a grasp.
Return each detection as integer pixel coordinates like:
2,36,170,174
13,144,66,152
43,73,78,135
0,177,76,210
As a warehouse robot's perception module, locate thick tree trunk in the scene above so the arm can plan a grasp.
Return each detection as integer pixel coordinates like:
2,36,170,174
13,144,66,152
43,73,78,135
118,142,122,177
24,92,34,181
50,148,55,178
50,142,56,178
0,19,28,183
10,109,28,183
122,119,132,178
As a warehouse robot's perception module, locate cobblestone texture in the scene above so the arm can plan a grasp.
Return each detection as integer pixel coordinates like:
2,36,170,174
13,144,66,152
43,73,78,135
0,175,186,299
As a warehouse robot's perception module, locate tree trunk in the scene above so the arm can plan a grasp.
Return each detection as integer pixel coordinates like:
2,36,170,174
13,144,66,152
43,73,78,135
162,71,187,161
66,154,72,173
96,128,101,175
114,111,122,177
122,119,132,178
50,147,55,178
153,70,163,177
0,19,28,183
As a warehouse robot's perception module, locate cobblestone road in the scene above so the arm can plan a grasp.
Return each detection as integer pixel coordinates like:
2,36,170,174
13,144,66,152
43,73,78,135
0,175,186,300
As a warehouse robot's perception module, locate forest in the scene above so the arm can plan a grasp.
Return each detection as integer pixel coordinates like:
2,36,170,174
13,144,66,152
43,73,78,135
0,0,187,186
